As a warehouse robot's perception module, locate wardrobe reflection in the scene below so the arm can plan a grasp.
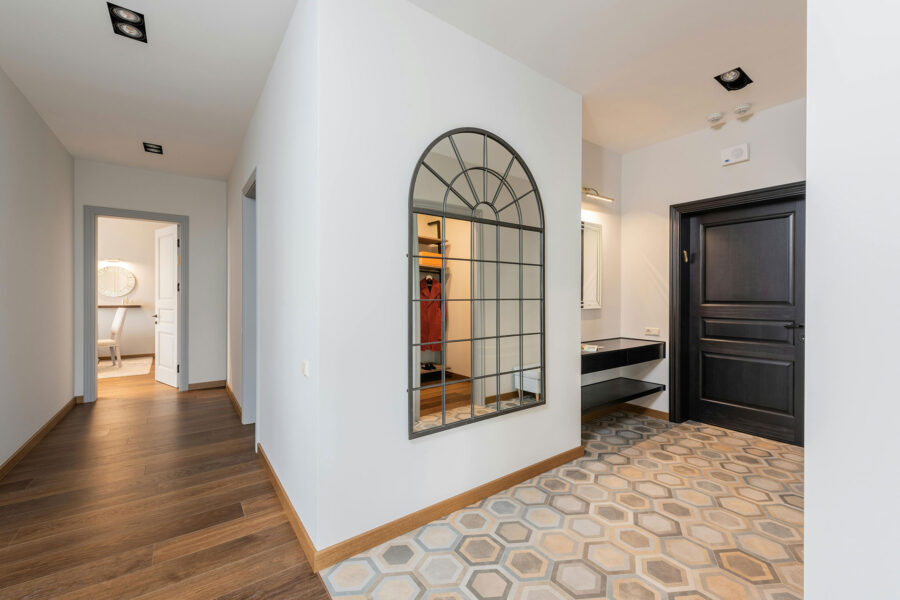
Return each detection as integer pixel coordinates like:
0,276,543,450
411,212,542,433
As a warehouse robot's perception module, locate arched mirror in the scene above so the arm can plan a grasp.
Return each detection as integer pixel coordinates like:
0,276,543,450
98,264,136,297
409,128,544,438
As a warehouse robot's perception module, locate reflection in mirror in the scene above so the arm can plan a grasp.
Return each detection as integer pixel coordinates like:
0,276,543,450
523,300,541,334
473,222,497,262
499,300,519,336
472,261,497,300
523,265,542,299
410,128,544,437
523,230,541,264
499,227,519,262
499,263,519,299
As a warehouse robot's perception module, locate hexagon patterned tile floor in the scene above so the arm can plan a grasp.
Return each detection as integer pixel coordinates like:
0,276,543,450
322,411,803,599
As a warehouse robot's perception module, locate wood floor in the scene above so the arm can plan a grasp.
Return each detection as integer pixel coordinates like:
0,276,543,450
0,368,330,599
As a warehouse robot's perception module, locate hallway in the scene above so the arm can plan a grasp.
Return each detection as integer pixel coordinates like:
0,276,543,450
0,373,329,599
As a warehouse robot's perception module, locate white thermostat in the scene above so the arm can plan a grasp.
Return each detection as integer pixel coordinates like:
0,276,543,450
721,143,749,166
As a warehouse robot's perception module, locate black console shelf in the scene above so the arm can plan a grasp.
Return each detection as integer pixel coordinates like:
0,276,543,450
582,378,666,416
581,337,666,374
580,338,667,417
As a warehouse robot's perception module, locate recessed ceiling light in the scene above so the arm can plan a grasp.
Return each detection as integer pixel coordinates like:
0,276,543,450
143,142,163,155
108,2,147,43
714,67,752,91
116,23,143,38
707,112,724,123
112,6,142,23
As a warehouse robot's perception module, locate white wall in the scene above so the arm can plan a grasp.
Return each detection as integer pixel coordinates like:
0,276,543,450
97,217,170,357
805,2,900,596
580,140,621,343
313,0,581,548
226,0,321,536
0,66,74,466
619,98,807,412
227,0,582,550
74,160,227,394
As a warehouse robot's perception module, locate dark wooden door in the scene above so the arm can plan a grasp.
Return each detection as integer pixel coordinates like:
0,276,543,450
687,198,804,444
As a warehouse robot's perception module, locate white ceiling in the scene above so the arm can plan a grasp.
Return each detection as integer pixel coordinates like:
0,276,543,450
409,0,806,153
0,0,298,179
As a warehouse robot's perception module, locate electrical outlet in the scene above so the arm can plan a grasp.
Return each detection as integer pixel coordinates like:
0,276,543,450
644,327,661,336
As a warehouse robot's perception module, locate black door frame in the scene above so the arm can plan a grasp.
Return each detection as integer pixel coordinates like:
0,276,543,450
668,181,806,423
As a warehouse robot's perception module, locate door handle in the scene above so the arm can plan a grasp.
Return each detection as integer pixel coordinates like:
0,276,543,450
152,313,159,325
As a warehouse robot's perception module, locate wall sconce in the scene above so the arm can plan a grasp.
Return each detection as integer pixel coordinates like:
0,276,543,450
582,187,615,203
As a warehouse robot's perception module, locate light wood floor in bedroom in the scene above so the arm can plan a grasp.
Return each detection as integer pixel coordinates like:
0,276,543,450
0,369,330,599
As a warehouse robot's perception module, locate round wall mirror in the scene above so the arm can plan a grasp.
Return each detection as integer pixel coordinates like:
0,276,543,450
98,265,136,297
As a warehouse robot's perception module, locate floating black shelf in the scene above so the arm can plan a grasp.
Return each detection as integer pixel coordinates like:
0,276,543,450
581,337,666,374
582,377,666,415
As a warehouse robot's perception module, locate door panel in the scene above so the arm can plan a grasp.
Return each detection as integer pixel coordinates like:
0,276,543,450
155,224,179,388
701,353,793,412
702,318,794,344
688,198,804,444
703,215,794,303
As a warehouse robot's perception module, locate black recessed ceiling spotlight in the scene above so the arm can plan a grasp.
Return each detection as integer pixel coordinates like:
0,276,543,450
714,67,752,91
143,142,163,155
108,3,147,43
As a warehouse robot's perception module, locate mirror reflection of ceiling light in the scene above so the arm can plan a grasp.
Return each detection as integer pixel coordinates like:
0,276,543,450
582,187,615,203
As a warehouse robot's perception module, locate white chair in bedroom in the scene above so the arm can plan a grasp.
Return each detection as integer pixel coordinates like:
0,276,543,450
98,307,128,367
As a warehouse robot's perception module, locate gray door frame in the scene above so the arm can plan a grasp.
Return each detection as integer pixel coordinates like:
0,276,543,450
83,205,190,403
240,170,258,425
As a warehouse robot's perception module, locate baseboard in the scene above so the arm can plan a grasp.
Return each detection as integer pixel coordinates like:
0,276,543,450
225,384,242,420
188,380,226,391
257,442,584,572
256,443,318,570
621,403,669,420
74,395,84,405
97,353,154,361
0,397,76,481
582,402,669,423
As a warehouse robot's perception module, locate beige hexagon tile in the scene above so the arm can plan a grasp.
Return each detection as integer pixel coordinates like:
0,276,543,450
322,412,803,600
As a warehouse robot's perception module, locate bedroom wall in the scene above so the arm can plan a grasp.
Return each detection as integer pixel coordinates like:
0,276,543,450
96,217,171,357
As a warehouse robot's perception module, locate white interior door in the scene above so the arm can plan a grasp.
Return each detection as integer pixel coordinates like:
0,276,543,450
154,224,179,387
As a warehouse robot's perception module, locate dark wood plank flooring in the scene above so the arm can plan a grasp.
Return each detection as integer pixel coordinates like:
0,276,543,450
0,367,330,599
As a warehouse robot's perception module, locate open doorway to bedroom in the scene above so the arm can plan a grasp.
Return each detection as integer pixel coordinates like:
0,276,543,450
83,206,190,404
95,216,177,387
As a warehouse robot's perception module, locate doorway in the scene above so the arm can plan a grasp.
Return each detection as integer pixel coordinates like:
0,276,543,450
669,182,805,445
240,172,258,424
83,206,190,403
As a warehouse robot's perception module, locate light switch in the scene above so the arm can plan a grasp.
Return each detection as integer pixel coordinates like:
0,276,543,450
302,360,310,377
644,327,661,336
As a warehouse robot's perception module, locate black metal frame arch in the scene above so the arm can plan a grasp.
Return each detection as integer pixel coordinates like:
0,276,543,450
408,127,546,439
